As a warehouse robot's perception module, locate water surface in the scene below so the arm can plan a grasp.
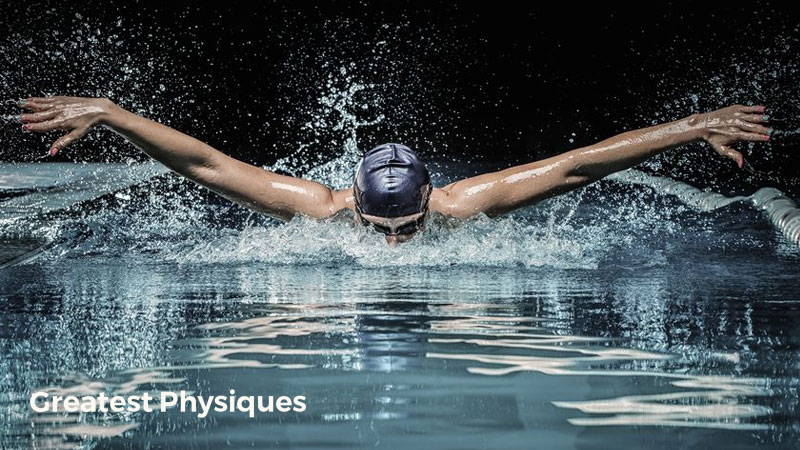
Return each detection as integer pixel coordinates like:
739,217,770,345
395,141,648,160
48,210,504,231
1,162,798,449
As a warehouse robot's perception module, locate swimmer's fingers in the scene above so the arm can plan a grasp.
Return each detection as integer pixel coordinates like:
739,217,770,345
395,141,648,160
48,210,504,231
709,141,745,169
733,130,770,142
16,96,85,112
49,129,88,156
737,105,767,114
733,119,770,135
22,119,66,132
17,98,56,112
24,96,58,102
709,127,770,142
19,109,60,124
738,113,769,125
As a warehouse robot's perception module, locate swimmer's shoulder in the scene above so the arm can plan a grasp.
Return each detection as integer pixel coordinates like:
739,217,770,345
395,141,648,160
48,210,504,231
329,187,355,216
430,186,499,222
430,186,470,219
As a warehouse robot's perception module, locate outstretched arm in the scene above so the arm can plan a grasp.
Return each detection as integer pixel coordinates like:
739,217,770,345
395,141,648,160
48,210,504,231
436,105,770,219
17,96,348,221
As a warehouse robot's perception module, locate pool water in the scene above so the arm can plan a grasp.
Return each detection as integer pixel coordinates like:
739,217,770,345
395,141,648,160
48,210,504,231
1,162,799,449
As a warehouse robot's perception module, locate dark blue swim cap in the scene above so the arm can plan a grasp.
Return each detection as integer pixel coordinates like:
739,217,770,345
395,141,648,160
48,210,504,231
354,143,431,218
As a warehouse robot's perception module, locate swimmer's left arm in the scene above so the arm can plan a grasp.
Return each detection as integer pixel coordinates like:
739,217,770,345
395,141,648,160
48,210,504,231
436,105,770,218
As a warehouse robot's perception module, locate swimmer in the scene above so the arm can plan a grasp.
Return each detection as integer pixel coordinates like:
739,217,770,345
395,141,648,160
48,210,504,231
15,97,771,246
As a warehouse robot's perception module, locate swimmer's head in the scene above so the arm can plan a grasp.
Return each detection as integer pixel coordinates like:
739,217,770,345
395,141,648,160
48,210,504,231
353,143,432,244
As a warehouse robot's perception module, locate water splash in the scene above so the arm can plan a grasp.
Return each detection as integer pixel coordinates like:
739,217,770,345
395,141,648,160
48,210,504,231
3,159,798,270
614,169,800,247
268,70,384,189
0,10,218,161
613,25,800,199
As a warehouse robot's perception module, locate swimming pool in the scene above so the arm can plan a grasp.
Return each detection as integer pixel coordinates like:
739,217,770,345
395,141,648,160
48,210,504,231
1,162,798,449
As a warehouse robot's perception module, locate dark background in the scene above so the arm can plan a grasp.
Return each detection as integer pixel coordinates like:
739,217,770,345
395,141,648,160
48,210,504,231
1,1,799,195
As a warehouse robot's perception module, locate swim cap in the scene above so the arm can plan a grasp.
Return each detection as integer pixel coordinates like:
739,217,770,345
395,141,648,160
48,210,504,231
354,143,431,218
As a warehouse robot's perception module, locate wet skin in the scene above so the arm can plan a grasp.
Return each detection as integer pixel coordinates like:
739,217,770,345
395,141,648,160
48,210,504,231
17,97,771,245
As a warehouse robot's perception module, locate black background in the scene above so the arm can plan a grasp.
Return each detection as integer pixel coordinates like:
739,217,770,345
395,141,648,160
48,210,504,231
1,1,799,195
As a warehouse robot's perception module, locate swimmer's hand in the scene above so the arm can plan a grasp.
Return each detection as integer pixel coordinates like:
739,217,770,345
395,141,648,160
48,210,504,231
16,96,116,156
695,105,771,169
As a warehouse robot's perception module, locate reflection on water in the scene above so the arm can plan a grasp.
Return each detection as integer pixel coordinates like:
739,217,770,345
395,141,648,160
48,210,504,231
426,330,770,430
2,262,798,449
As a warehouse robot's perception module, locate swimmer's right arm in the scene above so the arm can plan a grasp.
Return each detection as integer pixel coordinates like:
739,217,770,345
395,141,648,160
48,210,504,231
17,96,350,220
